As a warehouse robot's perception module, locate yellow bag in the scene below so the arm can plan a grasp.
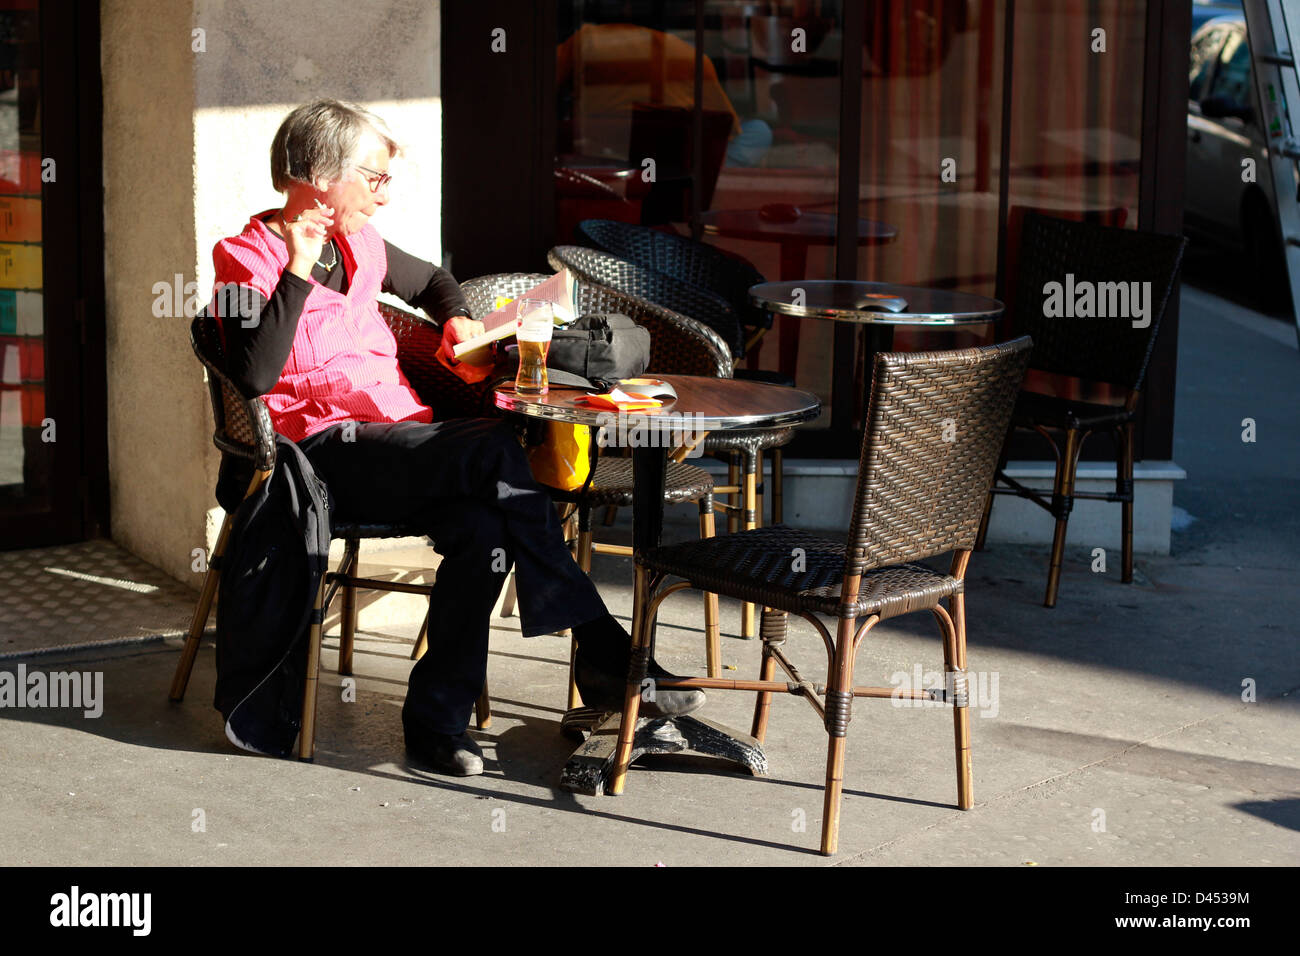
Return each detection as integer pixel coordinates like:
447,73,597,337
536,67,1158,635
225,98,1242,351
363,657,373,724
526,421,593,492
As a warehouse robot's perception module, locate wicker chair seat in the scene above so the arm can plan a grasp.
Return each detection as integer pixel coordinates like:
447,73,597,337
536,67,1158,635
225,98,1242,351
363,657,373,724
548,456,714,508
1012,390,1132,431
638,526,962,620
702,426,794,457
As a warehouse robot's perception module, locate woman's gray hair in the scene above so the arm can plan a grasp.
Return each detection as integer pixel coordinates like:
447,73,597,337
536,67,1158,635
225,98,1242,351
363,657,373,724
270,99,399,192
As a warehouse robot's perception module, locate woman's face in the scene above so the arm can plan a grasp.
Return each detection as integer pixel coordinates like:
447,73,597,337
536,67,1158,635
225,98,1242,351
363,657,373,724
320,134,391,236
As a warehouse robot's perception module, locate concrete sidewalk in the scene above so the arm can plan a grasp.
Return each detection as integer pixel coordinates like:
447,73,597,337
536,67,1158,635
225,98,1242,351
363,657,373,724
0,286,1297,866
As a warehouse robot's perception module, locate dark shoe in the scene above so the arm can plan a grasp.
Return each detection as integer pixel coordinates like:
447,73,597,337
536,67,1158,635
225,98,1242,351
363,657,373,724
574,650,706,718
405,731,484,776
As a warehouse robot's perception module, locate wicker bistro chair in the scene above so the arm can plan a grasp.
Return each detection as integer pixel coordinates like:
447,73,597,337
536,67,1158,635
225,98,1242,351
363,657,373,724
170,310,491,761
551,457,720,711
575,218,772,344
608,337,1033,855
548,244,746,358
461,273,723,704
562,281,727,701
975,213,1187,607
459,272,553,324
552,244,793,538
560,265,794,639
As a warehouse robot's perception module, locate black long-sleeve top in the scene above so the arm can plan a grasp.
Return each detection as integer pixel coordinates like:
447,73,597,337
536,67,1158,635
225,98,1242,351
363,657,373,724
218,216,470,398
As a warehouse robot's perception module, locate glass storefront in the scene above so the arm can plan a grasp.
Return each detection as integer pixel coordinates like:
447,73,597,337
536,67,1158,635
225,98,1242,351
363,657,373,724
551,0,1151,449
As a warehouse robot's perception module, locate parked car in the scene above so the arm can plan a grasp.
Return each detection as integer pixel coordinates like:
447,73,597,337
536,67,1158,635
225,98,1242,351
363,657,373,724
1186,11,1291,306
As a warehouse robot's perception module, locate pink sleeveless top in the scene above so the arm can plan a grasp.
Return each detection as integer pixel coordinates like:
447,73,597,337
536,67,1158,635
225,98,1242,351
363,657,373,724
211,213,434,442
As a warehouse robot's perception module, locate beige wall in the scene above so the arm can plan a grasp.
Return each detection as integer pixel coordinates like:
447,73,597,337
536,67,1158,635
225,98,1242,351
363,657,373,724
102,0,443,583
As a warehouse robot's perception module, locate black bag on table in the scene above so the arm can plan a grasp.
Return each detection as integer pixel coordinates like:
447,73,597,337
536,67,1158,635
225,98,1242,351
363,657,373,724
501,312,652,492
542,312,651,390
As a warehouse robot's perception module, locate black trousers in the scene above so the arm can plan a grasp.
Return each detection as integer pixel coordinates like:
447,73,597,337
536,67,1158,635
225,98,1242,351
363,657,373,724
298,417,609,736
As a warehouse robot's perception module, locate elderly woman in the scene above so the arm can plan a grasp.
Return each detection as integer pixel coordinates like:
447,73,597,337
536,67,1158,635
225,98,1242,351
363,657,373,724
211,100,701,775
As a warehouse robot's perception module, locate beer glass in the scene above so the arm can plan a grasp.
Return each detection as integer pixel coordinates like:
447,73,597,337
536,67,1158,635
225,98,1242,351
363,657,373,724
514,298,553,395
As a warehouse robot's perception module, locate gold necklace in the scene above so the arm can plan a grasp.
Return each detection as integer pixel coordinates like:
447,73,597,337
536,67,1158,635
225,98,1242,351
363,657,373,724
276,209,338,272
316,241,339,272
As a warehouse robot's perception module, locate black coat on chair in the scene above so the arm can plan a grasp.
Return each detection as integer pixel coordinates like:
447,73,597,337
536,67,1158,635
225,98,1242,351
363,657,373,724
214,435,330,757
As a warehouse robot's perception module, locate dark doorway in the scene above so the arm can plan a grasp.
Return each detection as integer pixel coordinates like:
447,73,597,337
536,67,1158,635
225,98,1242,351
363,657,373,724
0,0,107,548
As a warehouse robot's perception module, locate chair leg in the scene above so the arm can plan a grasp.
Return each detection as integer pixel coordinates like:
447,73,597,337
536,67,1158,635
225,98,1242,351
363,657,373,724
698,494,721,678
410,608,430,661
726,452,741,534
338,538,360,676
169,512,232,702
820,610,864,856
299,576,326,762
567,636,583,710
496,569,518,618
576,504,594,574
1119,422,1135,584
609,567,653,796
1044,429,1080,608
974,487,994,551
740,449,759,639
771,447,784,525
750,608,786,744
940,591,974,810
475,681,492,730
975,436,1010,552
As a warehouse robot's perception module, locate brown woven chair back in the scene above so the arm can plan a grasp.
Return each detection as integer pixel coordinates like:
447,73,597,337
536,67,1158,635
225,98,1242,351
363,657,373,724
575,219,765,318
1011,212,1185,391
568,277,733,379
190,312,276,470
846,337,1033,575
548,243,744,355
376,301,497,419
459,273,552,320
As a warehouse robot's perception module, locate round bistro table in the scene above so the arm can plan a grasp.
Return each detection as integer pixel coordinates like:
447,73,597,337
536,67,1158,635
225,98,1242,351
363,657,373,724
750,279,1004,430
701,210,899,378
495,374,821,795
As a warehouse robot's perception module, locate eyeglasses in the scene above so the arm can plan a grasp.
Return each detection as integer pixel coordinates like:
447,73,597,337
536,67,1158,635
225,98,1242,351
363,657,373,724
354,164,393,193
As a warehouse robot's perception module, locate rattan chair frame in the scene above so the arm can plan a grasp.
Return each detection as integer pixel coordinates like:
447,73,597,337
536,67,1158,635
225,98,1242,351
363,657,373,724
574,218,770,335
170,307,491,760
606,337,1033,855
559,271,797,638
461,273,726,704
975,213,1187,607
548,244,745,356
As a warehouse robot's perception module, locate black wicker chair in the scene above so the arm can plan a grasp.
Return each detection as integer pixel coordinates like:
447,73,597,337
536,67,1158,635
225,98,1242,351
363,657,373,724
548,244,745,357
461,273,723,704
460,272,553,322
608,337,1033,855
975,212,1187,607
575,218,771,338
557,263,795,639
170,308,491,761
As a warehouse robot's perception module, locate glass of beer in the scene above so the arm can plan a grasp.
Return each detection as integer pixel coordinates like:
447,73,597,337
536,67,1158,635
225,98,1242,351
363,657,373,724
514,299,553,395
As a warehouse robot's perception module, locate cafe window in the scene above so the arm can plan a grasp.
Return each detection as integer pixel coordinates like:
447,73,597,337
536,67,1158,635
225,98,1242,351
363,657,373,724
0,0,106,549
0,1,45,507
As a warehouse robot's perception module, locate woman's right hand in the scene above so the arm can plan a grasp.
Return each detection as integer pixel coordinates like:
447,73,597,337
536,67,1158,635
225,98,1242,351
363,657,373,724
282,203,334,279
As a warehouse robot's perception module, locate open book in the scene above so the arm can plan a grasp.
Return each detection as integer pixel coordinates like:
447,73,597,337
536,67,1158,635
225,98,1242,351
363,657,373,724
451,270,577,358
